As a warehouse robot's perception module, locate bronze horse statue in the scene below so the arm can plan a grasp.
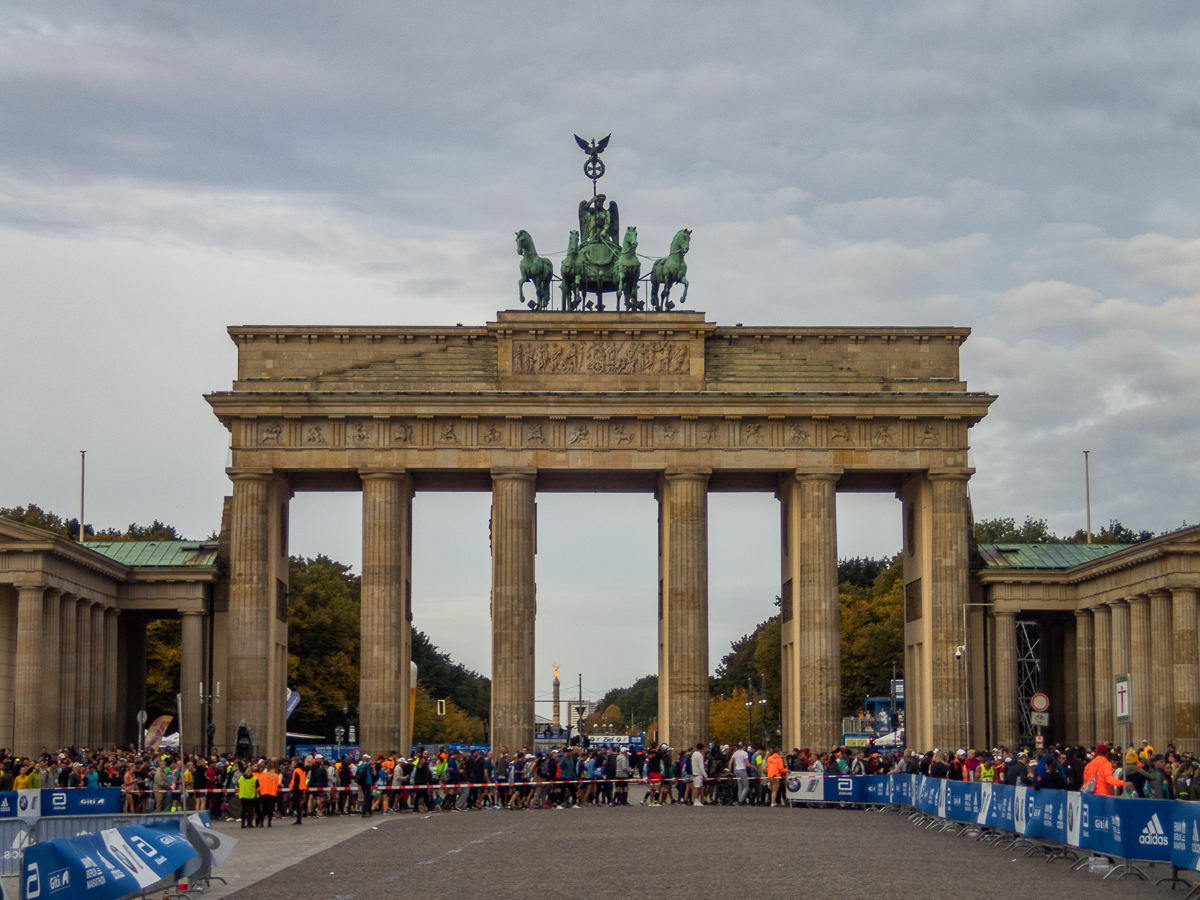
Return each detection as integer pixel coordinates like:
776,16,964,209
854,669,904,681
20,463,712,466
560,230,582,310
615,226,641,310
650,228,691,310
516,229,554,310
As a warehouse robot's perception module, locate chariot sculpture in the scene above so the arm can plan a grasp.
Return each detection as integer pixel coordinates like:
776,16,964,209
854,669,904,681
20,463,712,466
517,136,691,312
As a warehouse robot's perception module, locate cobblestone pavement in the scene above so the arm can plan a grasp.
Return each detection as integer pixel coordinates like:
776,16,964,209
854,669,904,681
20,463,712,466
214,805,1187,900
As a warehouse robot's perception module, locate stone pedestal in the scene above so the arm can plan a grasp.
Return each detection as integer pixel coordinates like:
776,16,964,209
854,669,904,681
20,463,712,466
75,600,93,748
1093,604,1113,744
15,584,44,754
929,471,972,749
41,588,62,750
994,611,1019,748
360,470,413,756
658,470,709,752
1129,595,1152,747
491,469,537,755
59,595,78,746
1172,588,1200,755
180,611,206,754
780,470,840,752
1149,590,1173,753
1074,610,1095,749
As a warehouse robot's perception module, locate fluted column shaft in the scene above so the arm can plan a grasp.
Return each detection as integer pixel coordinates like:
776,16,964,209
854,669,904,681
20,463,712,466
41,588,63,750
491,470,537,755
104,610,119,747
1111,599,1131,745
228,472,272,746
180,611,205,754
994,611,1019,748
796,472,840,751
1093,604,1113,743
1074,610,1095,749
75,601,93,748
1172,588,1200,755
89,606,106,746
929,472,972,749
360,471,413,756
657,471,710,753
59,596,78,746
1149,590,1174,752
15,584,45,755
1129,595,1152,747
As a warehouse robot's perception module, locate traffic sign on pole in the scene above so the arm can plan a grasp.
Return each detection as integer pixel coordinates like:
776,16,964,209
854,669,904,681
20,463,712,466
1030,693,1050,713
1115,674,1131,724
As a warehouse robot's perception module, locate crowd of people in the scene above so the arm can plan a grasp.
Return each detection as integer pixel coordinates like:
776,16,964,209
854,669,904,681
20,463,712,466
0,737,1193,827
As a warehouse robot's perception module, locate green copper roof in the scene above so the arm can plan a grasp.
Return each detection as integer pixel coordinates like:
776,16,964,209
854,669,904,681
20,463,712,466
84,540,219,568
977,543,1130,570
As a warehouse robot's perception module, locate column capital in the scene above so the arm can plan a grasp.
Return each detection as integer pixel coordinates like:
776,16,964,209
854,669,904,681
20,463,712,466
1074,608,1094,619
227,467,274,484
43,586,64,599
359,468,409,482
104,607,121,618
1130,593,1151,606
491,467,537,482
992,609,1018,619
1147,588,1173,600
1171,586,1199,599
14,581,46,593
1107,598,1129,608
664,467,712,483
178,610,204,617
792,467,843,484
926,468,976,482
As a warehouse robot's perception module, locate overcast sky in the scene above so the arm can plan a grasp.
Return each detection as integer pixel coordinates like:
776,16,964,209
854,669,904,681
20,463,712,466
3,1,1199,710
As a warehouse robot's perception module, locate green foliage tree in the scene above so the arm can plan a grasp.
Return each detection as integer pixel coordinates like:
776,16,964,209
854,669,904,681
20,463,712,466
709,687,750,746
594,675,658,731
145,619,181,723
974,516,1059,543
837,557,889,588
1065,520,1155,544
839,554,905,717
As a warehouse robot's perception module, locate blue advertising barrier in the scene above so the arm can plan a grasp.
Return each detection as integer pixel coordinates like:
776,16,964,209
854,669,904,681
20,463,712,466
22,821,197,900
40,791,122,818
850,774,1186,868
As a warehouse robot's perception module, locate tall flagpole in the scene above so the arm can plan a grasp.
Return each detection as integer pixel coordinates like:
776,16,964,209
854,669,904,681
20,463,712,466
79,450,87,542
1083,450,1092,544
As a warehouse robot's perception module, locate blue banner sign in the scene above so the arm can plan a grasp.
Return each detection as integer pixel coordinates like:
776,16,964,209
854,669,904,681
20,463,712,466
41,791,122,818
22,822,196,900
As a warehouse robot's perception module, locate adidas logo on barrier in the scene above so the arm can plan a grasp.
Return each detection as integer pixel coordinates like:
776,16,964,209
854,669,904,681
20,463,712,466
1139,814,1169,847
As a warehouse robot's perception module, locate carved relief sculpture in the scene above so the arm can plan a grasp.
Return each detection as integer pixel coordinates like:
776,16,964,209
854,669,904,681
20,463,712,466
440,423,459,444
512,340,688,376
744,423,765,445
350,421,373,445
612,424,634,445
789,422,812,445
306,425,328,444
701,423,720,444
830,424,852,444
872,423,894,446
568,424,590,445
526,424,545,444
259,422,283,445
482,423,502,444
660,421,677,443
918,423,941,445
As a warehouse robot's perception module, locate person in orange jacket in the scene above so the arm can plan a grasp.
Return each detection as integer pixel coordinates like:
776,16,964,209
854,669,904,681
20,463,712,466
255,761,280,827
765,748,788,807
1082,744,1124,797
289,761,307,826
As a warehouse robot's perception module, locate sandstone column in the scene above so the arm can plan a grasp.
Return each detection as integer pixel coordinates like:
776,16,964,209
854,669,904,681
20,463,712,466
928,471,972,749
228,471,273,751
360,470,413,756
1149,589,1174,752
40,588,63,750
15,584,45,754
89,605,106,746
658,470,709,753
491,469,537,755
104,610,119,747
795,471,840,751
1110,599,1130,743
180,611,206,754
993,610,1019,749
1172,587,1199,755
1074,609,1095,750
1092,604,1112,744
59,594,78,747
75,600,93,748
1129,595,1152,748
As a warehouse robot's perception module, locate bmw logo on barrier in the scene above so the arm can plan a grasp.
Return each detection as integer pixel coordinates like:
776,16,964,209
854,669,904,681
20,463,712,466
786,776,802,794
18,797,27,812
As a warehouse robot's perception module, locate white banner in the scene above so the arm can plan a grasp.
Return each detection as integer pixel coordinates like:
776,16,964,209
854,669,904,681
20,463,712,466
785,773,824,801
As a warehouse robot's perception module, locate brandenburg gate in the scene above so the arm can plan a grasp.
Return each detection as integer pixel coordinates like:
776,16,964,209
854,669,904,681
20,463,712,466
206,310,994,757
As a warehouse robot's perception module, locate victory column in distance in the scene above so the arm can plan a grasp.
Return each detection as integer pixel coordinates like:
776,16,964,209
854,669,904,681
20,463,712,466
517,135,691,313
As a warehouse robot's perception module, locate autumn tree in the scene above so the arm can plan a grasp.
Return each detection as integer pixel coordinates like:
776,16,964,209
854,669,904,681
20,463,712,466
839,554,904,717
709,687,750,746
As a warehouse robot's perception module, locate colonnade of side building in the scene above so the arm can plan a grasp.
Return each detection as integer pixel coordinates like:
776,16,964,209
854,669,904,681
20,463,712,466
991,589,1200,754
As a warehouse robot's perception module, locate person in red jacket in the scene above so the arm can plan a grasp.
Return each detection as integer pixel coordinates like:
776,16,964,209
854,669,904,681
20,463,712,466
1081,744,1123,796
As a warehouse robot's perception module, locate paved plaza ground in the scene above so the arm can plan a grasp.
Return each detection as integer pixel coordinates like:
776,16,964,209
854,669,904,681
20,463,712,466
206,804,1189,900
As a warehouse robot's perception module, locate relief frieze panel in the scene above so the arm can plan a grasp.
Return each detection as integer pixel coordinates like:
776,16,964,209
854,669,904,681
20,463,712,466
511,340,688,375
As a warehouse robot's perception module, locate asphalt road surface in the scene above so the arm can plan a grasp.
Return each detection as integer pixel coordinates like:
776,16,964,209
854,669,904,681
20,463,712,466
225,805,1182,900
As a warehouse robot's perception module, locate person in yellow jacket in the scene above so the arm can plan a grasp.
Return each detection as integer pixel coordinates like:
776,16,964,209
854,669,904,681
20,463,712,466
13,764,32,791
237,764,260,829
765,749,787,807
255,763,280,827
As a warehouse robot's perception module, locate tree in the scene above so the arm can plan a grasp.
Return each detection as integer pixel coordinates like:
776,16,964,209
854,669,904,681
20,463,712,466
594,675,658,730
1066,520,1155,545
840,554,904,717
145,619,181,723
838,557,889,588
974,516,1059,544
709,688,750,746
583,703,627,733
